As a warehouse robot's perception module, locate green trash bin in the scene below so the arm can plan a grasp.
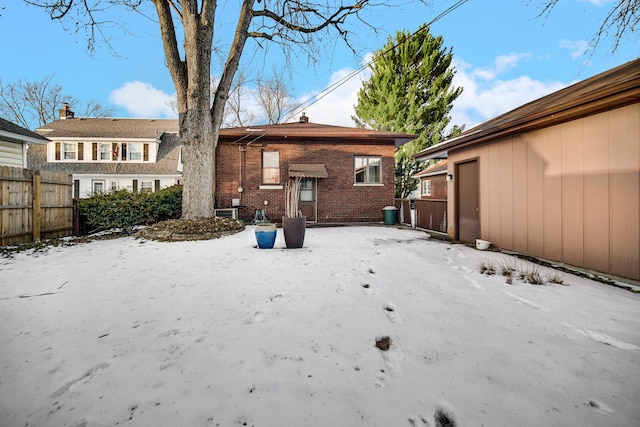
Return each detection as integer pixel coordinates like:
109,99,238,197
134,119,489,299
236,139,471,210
383,206,398,225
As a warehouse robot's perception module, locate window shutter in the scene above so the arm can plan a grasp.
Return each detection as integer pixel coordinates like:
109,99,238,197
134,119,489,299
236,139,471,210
122,143,128,161
77,142,84,160
92,143,98,160
155,180,160,191
112,143,118,161
132,179,138,192
73,180,80,199
143,144,149,161
55,142,61,160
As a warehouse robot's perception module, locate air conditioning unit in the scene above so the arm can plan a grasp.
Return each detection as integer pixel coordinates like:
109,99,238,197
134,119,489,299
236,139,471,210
214,208,238,219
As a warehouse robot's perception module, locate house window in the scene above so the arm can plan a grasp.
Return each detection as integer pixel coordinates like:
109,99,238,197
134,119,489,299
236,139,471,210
99,143,112,160
110,181,118,191
63,143,76,160
92,180,106,194
140,181,153,192
128,144,142,161
262,151,280,184
422,179,432,196
355,156,381,184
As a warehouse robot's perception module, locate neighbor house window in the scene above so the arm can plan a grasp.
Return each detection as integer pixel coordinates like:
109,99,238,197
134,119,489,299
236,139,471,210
422,179,432,196
99,143,112,160
354,156,381,184
128,144,142,161
63,143,76,160
262,151,280,184
92,180,106,194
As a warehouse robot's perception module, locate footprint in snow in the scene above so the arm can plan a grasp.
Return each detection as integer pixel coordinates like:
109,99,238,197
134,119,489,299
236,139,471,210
244,310,266,325
576,329,640,350
584,399,614,414
361,283,374,296
383,303,401,323
462,275,485,290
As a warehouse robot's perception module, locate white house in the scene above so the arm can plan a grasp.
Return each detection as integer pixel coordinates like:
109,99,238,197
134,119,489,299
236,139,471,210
29,106,182,198
0,117,49,168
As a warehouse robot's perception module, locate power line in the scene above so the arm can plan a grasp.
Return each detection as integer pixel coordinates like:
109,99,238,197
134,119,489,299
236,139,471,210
286,0,469,119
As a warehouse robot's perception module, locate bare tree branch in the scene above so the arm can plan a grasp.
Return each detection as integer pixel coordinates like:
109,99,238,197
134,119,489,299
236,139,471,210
531,0,639,54
0,75,111,129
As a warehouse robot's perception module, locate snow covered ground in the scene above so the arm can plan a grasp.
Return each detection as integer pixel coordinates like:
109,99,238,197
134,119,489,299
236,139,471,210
1,226,639,427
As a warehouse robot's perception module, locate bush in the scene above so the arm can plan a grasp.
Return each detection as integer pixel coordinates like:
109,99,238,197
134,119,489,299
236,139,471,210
79,185,182,235
144,185,182,223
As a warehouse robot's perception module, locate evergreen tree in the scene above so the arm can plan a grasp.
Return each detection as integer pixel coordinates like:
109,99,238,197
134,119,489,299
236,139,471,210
353,24,463,198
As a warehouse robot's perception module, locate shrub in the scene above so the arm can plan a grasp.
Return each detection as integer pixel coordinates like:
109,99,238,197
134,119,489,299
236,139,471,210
79,185,182,235
144,185,182,223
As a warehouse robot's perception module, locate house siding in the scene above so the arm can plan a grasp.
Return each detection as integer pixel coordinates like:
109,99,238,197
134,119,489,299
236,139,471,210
0,140,25,168
216,140,396,223
447,103,640,281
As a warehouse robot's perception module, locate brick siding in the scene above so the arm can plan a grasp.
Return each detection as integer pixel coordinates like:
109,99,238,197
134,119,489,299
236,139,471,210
216,140,396,223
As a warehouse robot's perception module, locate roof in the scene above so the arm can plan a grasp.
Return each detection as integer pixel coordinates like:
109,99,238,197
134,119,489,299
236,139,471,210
36,117,179,139
27,133,182,176
219,121,417,147
0,117,49,145
35,116,416,146
415,57,640,160
414,159,448,178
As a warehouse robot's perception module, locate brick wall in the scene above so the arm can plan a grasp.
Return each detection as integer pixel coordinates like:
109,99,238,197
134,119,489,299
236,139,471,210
420,174,447,200
216,140,396,223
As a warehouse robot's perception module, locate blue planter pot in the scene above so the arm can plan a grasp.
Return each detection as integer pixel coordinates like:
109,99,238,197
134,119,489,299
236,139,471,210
255,223,277,249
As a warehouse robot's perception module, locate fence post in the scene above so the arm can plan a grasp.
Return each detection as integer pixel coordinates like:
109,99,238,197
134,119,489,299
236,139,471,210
32,171,41,242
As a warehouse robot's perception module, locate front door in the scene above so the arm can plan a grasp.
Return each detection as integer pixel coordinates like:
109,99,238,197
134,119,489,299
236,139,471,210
298,178,317,222
456,160,479,243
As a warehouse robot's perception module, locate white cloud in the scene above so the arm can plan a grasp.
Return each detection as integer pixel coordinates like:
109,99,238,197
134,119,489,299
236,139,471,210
109,81,177,118
449,57,568,128
473,53,532,80
560,39,592,60
580,0,612,5
298,53,568,131
297,65,372,127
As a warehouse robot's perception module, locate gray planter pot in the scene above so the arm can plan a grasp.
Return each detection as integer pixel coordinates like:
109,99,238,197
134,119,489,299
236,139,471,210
282,216,306,249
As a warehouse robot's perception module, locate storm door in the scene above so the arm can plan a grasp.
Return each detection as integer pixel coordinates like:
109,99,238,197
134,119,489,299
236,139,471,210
298,178,317,222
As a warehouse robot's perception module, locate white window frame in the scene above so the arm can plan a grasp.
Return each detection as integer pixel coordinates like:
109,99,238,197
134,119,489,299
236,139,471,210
354,156,382,185
422,179,432,196
262,151,280,185
92,180,106,194
63,143,76,160
128,143,142,161
99,143,112,160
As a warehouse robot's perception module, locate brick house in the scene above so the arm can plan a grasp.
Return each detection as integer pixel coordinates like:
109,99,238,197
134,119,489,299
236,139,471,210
414,159,448,200
29,106,182,198
216,114,416,223
28,108,415,223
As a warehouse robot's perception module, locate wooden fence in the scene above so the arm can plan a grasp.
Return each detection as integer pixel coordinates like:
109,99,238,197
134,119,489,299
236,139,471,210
1,167,73,246
395,198,448,234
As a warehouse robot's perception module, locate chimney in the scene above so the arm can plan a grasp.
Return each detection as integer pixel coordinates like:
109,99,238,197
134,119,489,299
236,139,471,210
59,104,75,120
299,112,309,123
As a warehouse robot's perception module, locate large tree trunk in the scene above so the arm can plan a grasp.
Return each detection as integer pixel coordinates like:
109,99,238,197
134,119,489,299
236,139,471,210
180,110,215,219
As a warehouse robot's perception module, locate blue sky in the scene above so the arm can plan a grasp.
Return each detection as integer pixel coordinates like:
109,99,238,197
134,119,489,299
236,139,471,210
1,0,638,130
